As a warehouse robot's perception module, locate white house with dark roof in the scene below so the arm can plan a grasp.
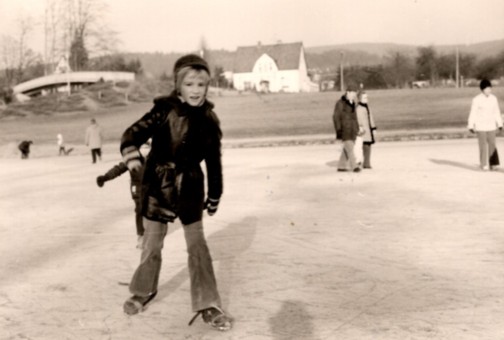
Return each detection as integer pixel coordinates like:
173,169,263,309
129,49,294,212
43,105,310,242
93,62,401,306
232,41,318,93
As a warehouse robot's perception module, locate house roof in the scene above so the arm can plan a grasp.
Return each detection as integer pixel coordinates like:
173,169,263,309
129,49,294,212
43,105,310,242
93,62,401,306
233,42,303,73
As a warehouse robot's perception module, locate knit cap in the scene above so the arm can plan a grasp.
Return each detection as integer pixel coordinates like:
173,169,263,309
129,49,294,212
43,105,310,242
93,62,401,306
479,79,491,91
173,54,210,83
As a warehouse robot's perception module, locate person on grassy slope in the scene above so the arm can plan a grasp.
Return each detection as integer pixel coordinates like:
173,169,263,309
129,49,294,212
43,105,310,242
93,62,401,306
119,54,232,331
467,79,503,171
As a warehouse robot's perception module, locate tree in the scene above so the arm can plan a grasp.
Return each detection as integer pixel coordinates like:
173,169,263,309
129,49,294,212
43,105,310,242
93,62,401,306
126,58,143,75
474,56,501,80
0,15,40,86
69,33,88,70
458,53,476,80
363,65,388,89
383,51,414,88
88,54,143,74
44,0,60,74
212,66,229,88
416,46,438,84
56,0,118,63
436,54,455,80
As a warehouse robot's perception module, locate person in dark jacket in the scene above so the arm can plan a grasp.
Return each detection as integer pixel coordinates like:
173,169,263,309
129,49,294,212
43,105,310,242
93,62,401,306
119,54,232,331
96,161,145,248
18,140,33,159
332,84,360,172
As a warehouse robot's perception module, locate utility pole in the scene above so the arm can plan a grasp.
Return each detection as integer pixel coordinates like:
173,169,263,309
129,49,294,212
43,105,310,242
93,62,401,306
340,51,344,92
455,47,460,88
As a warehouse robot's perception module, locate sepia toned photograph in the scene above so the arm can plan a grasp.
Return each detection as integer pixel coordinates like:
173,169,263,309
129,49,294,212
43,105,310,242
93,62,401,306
1,0,504,338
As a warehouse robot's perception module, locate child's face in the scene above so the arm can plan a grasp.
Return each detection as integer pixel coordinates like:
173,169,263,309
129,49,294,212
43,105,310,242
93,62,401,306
180,69,209,106
483,87,492,96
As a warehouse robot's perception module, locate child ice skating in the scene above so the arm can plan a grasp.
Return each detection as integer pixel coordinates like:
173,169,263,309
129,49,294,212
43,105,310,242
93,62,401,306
57,134,73,156
119,54,232,331
18,140,33,159
97,161,145,247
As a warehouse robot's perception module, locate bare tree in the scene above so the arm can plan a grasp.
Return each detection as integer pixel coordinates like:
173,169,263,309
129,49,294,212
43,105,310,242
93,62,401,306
416,46,438,84
44,0,61,74
383,51,415,88
0,15,40,86
57,0,118,64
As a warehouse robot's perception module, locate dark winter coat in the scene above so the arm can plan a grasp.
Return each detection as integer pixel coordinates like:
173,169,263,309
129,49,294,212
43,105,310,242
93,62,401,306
120,91,223,225
332,95,359,141
18,140,33,158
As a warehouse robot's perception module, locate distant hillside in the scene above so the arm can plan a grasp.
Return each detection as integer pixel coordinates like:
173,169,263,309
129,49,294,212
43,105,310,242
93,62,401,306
306,42,418,58
305,39,504,59
123,50,236,78
125,39,504,78
304,39,504,69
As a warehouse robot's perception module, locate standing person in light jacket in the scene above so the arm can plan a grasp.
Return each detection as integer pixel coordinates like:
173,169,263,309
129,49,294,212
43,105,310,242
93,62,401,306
333,83,361,172
119,54,232,331
468,79,503,171
356,91,377,169
85,118,103,163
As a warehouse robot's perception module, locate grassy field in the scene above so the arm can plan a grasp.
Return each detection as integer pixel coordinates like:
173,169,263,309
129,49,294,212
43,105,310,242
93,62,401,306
0,86,503,147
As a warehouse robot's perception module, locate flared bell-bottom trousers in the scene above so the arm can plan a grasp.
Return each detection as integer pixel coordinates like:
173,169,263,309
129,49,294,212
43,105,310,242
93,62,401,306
129,217,222,312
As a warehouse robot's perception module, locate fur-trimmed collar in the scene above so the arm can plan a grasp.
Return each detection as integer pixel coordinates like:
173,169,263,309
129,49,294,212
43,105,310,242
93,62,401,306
341,95,355,108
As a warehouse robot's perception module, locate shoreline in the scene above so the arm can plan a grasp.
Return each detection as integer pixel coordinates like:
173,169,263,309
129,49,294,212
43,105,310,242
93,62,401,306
1,127,480,159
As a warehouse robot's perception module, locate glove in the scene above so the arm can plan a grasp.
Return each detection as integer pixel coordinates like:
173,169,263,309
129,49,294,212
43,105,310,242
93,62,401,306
204,197,220,216
96,176,106,187
469,129,475,134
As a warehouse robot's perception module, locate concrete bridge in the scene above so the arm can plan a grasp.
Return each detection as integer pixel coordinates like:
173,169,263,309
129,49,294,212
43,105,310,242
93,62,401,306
13,71,135,99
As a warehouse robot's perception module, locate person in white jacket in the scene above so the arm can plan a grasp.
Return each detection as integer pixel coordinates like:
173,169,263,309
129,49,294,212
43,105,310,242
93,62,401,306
85,118,104,163
467,79,503,170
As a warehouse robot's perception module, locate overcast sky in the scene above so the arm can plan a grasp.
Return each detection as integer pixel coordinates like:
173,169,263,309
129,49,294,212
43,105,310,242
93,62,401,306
1,0,504,54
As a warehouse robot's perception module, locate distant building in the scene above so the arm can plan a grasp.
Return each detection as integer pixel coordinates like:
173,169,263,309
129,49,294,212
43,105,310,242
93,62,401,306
232,41,318,93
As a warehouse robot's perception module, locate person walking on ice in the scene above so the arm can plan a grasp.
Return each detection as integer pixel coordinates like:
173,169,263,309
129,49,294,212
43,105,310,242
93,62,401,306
355,91,377,169
85,118,103,163
333,82,361,172
119,54,232,331
467,79,502,171
57,133,73,156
